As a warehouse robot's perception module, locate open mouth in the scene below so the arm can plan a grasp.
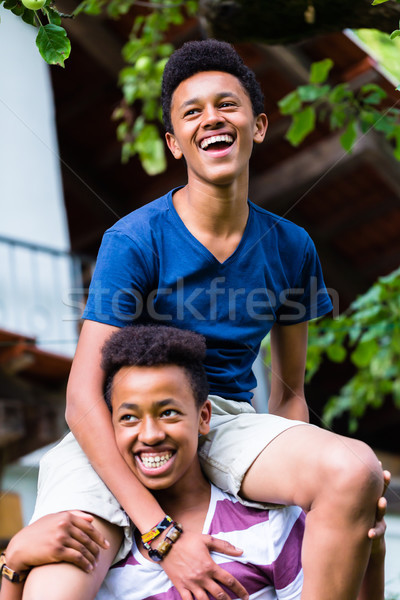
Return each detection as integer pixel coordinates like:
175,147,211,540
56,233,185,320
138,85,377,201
200,134,234,151
138,451,173,470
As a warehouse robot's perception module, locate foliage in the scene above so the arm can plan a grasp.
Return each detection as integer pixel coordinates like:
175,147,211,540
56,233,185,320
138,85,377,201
355,28,400,82
0,0,70,66
101,0,198,173
3,0,400,172
305,267,400,432
0,0,197,173
278,58,400,159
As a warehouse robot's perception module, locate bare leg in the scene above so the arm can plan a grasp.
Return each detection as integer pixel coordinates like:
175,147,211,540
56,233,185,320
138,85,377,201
241,425,383,600
22,517,123,600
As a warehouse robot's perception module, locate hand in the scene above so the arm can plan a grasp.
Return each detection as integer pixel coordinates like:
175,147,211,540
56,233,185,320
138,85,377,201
161,531,249,600
6,511,110,574
367,468,390,550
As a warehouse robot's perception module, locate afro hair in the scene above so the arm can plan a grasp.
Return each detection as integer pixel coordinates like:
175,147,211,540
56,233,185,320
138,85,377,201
101,325,209,410
161,39,264,133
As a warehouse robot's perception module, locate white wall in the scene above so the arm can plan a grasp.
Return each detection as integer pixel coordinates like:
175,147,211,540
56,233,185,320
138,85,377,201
385,515,400,599
0,8,79,356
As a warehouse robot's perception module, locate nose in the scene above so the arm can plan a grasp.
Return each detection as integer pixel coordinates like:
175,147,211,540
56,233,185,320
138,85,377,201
202,103,224,129
138,417,165,445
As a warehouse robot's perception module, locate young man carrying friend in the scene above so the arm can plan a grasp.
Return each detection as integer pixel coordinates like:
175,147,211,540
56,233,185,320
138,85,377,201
18,39,386,600
0,326,386,600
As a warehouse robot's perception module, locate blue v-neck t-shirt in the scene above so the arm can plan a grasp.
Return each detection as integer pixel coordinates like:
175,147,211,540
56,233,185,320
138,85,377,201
83,188,332,402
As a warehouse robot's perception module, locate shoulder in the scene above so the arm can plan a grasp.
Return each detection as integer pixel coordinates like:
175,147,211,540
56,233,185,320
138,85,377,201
105,189,174,242
249,201,310,240
248,201,311,249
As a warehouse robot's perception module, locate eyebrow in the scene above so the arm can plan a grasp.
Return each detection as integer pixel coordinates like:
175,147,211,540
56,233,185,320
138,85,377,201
117,399,176,412
179,91,241,110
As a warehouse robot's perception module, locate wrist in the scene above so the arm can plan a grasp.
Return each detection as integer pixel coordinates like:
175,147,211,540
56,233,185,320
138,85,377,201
0,553,31,583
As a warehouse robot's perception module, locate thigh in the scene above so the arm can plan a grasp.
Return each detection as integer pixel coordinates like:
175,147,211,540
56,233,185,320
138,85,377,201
198,396,305,507
23,517,123,600
240,424,380,510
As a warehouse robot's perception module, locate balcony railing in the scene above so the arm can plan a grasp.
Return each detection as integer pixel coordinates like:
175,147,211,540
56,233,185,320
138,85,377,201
0,235,94,357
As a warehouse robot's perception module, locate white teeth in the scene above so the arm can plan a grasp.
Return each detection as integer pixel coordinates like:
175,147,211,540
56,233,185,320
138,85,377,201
200,134,233,150
140,452,172,469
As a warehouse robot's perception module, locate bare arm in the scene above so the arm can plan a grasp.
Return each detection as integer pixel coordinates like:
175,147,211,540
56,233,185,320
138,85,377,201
0,511,108,600
66,320,166,532
269,321,309,422
66,320,248,600
357,496,387,600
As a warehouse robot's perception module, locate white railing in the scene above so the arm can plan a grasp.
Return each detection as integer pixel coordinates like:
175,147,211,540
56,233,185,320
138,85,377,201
0,236,94,357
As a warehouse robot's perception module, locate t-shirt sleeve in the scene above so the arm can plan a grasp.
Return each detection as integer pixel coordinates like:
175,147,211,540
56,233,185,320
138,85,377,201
269,507,304,599
82,230,153,327
275,234,333,325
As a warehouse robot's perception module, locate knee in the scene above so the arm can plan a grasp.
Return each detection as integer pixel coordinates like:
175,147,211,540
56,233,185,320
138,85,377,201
319,437,383,505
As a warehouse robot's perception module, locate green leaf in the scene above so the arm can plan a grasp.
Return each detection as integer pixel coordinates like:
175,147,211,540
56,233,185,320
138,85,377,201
360,83,387,105
3,0,18,9
278,90,302,116
21,8,36,24
326,344,347,363
298,84,330,102
330,106,348,129
392,125,400,160
36,24,71,67
11,3,24,15
350,340,379,368
340,120,357,153
329,83,352,103
310,58,334,84
45,6,62,25
371,0,390,4
390,29,400,39
285,106,316,146
140,137,166,175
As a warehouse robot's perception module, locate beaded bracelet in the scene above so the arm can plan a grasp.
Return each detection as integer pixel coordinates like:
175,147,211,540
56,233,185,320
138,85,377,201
147,523,183,562
141,515,174,546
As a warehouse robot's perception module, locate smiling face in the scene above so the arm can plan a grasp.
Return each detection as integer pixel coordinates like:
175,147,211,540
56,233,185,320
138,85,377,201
111,364,211,493
165,71,268,188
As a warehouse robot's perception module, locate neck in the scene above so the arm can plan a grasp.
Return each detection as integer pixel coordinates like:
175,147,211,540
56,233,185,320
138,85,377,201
174,174,249,237
152,467,211,522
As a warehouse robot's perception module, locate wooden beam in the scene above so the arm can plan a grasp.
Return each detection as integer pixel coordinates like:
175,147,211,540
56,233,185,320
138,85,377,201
199,0,400,44
249,132,372,207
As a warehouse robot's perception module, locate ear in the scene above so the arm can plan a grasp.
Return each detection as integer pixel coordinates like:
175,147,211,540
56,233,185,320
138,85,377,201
198,400,211,436
165,132,183,160
253,113,268,144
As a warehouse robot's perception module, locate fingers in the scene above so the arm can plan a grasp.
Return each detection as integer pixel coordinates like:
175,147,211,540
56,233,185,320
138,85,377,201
205,535,243,557
54,546,97,573
368,497,387,540
209,565,249,600
382,470,391,495
176,568,248,600
69,513,110,549
69,510,94,522
50,512,110,572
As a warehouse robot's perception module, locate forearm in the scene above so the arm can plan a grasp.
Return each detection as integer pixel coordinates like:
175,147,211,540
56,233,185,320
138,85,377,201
67,396,165,531
357,546,385,600
0,549,28,600
0,579,24,600
268,393,309,422
66,321,165,531
269,321,309,422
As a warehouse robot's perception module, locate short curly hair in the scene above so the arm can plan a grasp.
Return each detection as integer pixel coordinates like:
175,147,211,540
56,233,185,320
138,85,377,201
161,39,264,133
101,325,209,410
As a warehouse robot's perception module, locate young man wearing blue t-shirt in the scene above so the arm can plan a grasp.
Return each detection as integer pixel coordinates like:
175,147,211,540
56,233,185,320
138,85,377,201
27,40,384,600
